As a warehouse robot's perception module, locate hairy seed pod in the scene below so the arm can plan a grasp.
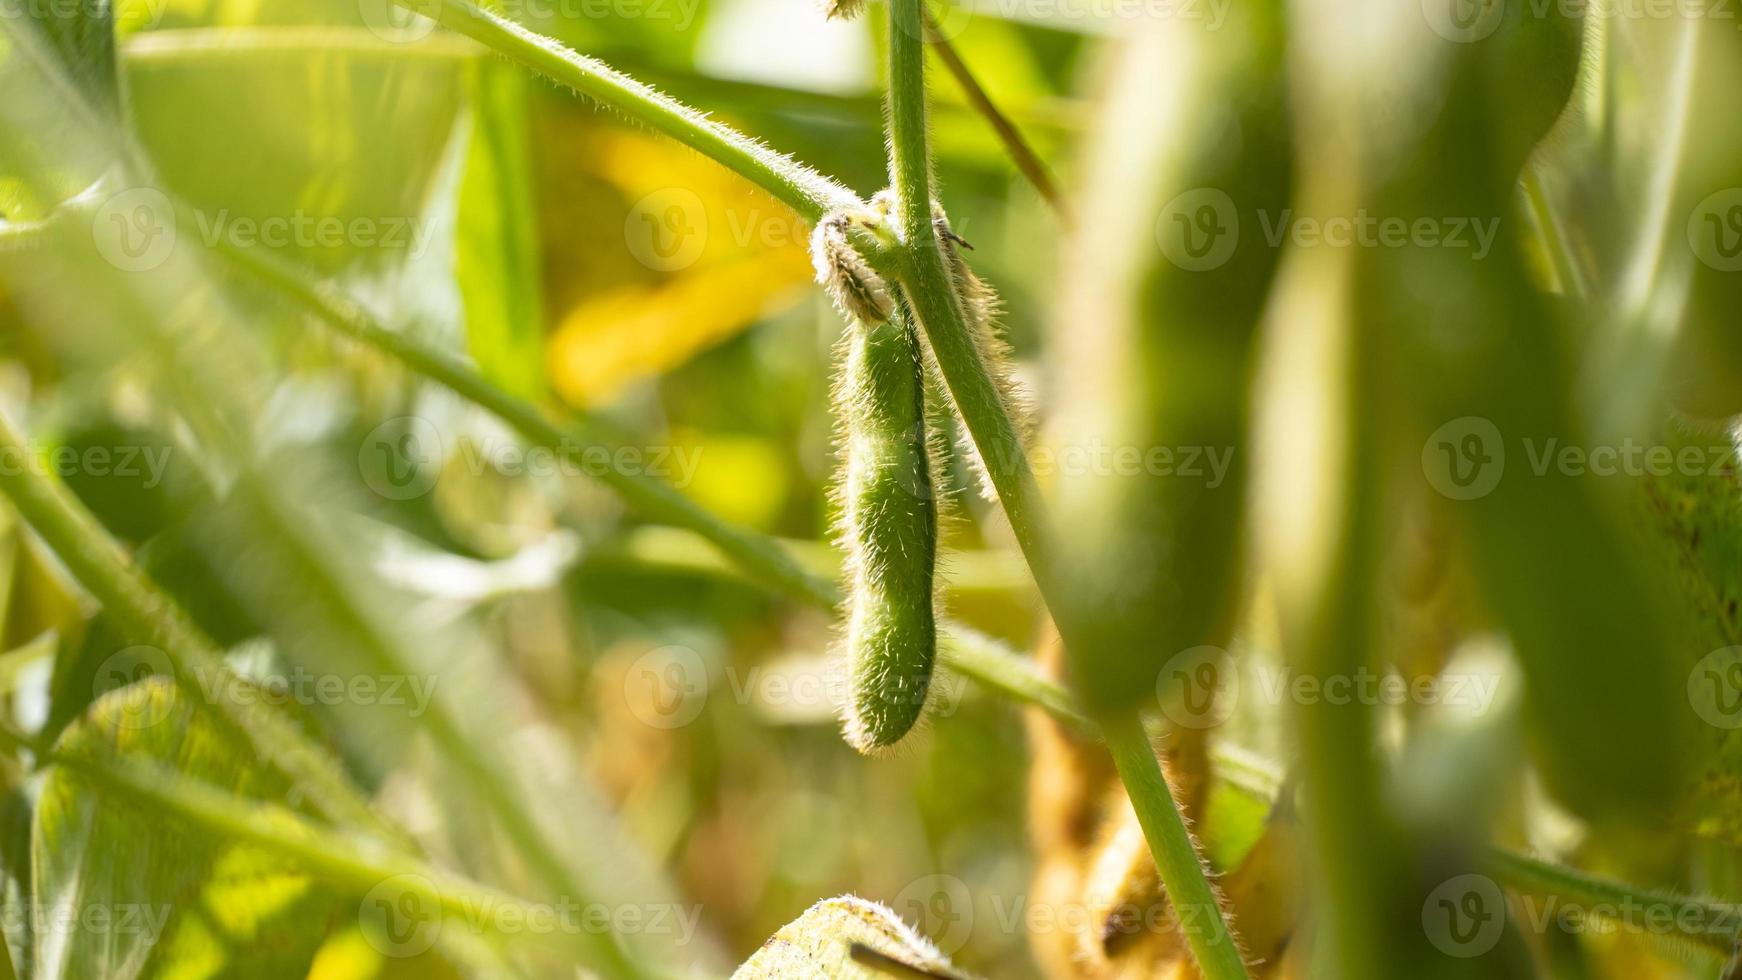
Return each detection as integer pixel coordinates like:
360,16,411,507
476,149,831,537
812,212,893,326
815,212,939,753
816,0,869,21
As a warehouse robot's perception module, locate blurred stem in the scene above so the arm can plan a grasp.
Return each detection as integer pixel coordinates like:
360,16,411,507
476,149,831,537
922,8,1064,217
1105,715,1251,980
0,725,596,963
394,0,860,223
592,526,1029,597
1615,12,1700,321
1520,164,1586,300
941,625,1092,731
0,408,393,841
226,244,839,613
1485,848,1739,957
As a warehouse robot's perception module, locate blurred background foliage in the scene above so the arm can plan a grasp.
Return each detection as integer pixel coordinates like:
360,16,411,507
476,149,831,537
1,0,1741,977
0,0,1085,974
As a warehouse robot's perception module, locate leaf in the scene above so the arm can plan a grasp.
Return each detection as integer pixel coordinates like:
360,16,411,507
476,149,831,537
454,61,545,400
733,897,977,980
23,0,118,116
0,3,120,218
30,678,338,979
121,24,469,274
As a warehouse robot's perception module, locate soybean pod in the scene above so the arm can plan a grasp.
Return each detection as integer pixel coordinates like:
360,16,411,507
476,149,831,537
1051,1,1291,717
814,213,941,754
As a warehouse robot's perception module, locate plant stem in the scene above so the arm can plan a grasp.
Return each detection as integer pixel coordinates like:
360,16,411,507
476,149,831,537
1485,848,1740,957
941,625,1092,731
1104,715,1251,980
886,9,1242,975
227,243,840,613
1520,163,1586,300
394,0,860,224
0,724,599,963
883,0,1056,603
922,9,1064,217
0,408,390,841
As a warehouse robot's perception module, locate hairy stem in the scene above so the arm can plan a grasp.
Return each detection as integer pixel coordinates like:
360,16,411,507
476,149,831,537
885,5,1244,976
1104,715,1251,980
884,0,1055,601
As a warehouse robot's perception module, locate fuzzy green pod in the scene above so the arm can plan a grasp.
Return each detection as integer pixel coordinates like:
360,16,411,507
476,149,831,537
814,213,940,754
1364,5,1693,814
1050,2,1291,717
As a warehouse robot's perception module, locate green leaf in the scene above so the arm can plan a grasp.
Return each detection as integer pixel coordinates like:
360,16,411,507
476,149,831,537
454,61,545,400
31,678,337,979
24,0,118,116
121,23,469,274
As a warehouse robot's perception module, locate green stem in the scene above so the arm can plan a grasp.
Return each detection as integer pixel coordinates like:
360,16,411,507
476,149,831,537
940,625,1090,731
0,725,597,963
921,9,1063,217
0,408,390,841
394,0,860,224
1104,715,1251,980
886,8,1239,976
1485,848,1740,957
1520,163,1586,300
227,243,839,613
884,0,1055,602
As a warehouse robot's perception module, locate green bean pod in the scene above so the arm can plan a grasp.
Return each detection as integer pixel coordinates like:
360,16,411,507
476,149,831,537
1051,3,1291,717
815,216,940,754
